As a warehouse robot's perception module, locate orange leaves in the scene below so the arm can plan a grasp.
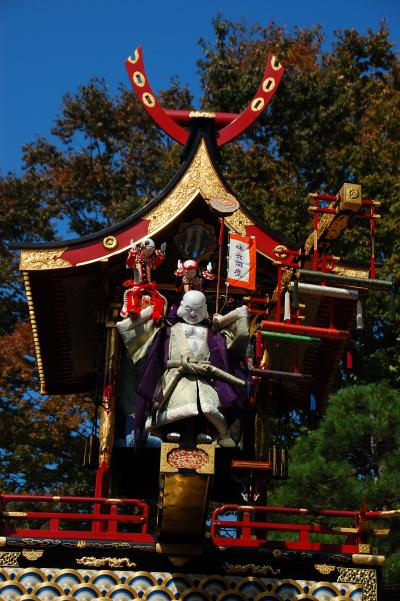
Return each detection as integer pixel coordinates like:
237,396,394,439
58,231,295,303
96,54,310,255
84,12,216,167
0,321,36,390
0,322,92,493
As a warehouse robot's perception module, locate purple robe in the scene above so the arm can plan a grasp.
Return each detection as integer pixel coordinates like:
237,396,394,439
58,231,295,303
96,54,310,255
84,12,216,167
134,321,246,445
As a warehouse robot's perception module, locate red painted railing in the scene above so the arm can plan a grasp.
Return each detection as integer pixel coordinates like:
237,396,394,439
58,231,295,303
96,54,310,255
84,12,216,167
211,504,387,553
0,494,154,542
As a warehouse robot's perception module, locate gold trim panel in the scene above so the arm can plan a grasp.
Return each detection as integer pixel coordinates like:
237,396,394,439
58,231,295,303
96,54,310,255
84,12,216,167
20,248,71,271
337,566,378,601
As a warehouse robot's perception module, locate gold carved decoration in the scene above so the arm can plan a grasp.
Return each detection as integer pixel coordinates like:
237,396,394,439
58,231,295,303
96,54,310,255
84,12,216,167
160,442,179,473
146,139,254,235
98,318,119,467
314,564,336,575
359,543,371,554
324,214,351,240
225,208,254,236
167,447,210,471
21,549,44,561
303,207,350,255
76,540,87,549
332,263,370,279
159,442,215,474
223,562,280,576
339,182,362,211
0,551,21,566
20,248,71,270
76,556,136,568
337,567,378,601
195,443,215,474
103,235,118,250
21,537,62,546
273,244,289,260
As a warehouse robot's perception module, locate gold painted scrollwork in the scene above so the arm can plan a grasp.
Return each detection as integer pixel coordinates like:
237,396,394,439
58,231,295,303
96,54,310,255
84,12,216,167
223,562,280,576
76,555,137,568
146,140,254,235
225,209,254,236
20,248,71,270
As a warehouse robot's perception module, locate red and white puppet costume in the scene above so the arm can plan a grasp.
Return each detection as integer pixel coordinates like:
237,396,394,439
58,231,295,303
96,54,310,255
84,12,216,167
174,259,215,293
121,238,166,320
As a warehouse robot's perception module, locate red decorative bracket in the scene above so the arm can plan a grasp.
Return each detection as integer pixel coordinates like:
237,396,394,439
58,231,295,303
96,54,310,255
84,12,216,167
125,47,285,147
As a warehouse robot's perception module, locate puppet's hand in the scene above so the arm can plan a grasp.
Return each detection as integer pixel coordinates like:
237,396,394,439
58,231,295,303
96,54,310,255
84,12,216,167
236,305,249,319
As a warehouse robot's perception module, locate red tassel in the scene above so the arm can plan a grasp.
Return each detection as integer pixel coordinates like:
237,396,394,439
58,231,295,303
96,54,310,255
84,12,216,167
255,330,263,361
347,349,353,369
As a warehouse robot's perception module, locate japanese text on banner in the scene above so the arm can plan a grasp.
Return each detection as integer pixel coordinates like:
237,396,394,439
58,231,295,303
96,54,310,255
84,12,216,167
227,234,256,290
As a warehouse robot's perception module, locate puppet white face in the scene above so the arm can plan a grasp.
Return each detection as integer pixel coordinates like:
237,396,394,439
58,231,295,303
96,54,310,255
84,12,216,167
183,260,197,280
142,238,155,257
177,290,208,324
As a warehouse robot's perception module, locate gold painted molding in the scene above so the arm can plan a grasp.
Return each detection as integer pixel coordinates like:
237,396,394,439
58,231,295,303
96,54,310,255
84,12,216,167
76,556,136,568
20,248,71,270
23,272,47,394
223,562,280,576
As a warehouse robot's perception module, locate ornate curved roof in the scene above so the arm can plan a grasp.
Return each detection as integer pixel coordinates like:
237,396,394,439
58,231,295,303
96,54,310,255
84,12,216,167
18,118,297,395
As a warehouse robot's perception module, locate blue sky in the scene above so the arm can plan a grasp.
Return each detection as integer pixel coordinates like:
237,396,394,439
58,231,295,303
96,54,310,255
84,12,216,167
1,0,398,175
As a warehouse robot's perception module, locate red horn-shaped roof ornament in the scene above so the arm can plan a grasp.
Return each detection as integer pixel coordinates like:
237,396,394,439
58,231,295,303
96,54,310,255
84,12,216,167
125,46,284,146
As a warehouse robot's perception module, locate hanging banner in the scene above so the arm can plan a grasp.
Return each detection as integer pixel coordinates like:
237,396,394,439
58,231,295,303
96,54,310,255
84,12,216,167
227,233,256,290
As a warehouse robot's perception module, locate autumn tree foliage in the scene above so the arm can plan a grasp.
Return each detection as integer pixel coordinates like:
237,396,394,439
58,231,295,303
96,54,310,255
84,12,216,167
0,322,94,493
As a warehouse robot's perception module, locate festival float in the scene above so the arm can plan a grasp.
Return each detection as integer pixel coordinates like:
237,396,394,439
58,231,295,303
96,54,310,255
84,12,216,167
0,45,395,601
